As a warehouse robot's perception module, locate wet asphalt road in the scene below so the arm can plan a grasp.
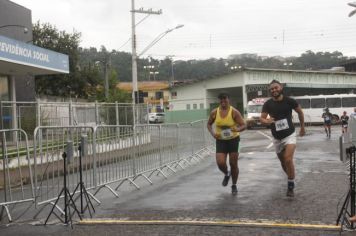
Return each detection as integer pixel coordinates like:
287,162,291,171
1,126,355,235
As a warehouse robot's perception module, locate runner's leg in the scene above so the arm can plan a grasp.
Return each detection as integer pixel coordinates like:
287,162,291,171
282,144,296,180
229,152,239,185
216,153,228,175
277,151,287,174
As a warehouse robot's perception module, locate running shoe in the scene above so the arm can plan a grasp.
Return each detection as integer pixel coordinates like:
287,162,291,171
286,188,294,197
231,184,238,195
222,171,231,186
286,182,295,197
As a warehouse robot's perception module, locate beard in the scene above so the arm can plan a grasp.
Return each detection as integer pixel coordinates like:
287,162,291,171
272,90,283,98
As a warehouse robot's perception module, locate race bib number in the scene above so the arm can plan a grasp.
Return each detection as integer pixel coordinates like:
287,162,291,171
325,116,330,121
343,124,348,128
275,119,289,132
221,128,233,139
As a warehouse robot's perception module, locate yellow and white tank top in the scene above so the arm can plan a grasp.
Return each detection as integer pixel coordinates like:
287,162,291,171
215,106,239,140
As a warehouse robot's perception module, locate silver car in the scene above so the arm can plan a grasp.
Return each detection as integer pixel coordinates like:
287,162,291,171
147,112,165,123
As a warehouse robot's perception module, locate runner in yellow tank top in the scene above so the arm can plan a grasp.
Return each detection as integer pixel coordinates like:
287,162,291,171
207,92,246,195
215,106,240,140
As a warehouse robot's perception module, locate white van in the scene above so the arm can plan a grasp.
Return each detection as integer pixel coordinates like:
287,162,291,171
245,97,268,129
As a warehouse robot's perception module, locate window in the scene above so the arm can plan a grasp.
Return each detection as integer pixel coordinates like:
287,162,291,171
342,97,356,107
295,99,310,109
311,98,325,108
186,104,191,110
171,91,177,98
193,104,197,109
326,98,341,108
199,103,204,109
155,91,163,99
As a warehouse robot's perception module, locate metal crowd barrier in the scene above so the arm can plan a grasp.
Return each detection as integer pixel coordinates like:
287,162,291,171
177,123,196,163
33,126,97,216
92,125,136,197
130,124,167,185
0,129,34,222
0,120,214,222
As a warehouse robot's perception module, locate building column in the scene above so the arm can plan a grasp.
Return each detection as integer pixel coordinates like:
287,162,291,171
9,76,17,129
242,85,248,116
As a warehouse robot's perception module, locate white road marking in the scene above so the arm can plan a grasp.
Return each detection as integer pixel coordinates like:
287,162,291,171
257,131,274,149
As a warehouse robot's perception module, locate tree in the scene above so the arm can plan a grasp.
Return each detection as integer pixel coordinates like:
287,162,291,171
33,21,84,97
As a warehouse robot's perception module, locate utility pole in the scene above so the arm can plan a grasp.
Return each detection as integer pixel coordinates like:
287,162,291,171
167,55,175,86
104,54,111,100
131,0,162,104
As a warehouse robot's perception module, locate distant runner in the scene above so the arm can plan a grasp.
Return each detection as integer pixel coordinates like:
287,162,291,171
207,92,246,195
350,107,356,120
322,108,332,138
260,80,305,197
340,111,349,134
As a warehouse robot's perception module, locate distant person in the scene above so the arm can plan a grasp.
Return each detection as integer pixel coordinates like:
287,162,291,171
340,111,349,134
322,108,332,138
207,92,246,195
260,80,305,197
350,107,356,120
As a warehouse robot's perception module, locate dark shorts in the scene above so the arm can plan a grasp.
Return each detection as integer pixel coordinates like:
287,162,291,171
216,136,240,154
324,121,331,126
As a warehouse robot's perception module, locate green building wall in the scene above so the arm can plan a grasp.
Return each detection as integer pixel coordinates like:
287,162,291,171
165,109,209,123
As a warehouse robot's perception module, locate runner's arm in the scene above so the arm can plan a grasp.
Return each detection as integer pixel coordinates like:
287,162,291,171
294,105,305,136
207,109,218,138
232,109,246,132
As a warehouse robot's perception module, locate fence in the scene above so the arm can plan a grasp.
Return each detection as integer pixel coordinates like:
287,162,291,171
0,129,34,222
0,101,149,136
0,120,213,222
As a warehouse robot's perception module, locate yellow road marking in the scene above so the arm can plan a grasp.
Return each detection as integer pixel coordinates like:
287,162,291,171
79,219,340,230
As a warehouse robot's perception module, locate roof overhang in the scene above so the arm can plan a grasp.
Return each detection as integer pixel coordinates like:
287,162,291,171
0,35,69,76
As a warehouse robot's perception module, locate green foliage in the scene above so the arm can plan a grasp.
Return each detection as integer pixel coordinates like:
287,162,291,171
92,68,131,103
33,21,84,97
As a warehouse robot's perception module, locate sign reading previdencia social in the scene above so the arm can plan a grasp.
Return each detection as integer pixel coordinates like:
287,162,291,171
0,35,69,74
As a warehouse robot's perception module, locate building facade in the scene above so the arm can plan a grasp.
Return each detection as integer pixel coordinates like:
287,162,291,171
117,81,170,112
167,68,356,123
0,0,69,129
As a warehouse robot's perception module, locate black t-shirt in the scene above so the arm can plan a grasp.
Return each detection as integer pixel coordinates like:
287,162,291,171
262,96,299,140
341,115,349,125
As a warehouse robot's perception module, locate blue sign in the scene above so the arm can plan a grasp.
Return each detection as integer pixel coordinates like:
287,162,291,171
0,35,69,74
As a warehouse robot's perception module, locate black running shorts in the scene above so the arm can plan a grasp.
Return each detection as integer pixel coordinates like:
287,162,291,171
216,136,240,154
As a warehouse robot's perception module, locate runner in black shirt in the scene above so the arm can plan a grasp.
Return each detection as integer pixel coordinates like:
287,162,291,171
260,80,305,197
340,111,349,134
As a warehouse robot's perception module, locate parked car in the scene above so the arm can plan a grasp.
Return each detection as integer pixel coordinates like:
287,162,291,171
145,112,165,123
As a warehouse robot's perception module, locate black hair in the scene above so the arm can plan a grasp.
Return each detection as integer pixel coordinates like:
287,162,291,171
269,79,282,85
218,92,229,99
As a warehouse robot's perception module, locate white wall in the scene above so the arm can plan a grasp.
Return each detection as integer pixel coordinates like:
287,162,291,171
170,82,206,111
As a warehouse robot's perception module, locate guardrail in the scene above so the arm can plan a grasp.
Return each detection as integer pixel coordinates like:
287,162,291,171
0,120,214,222
0,129,34,222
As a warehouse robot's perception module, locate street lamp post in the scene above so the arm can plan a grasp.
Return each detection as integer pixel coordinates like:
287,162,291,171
137,24,184,58
150,71,159,80
95,54,111,100
349,2,356,17
131,1,162,104
143,65,155,80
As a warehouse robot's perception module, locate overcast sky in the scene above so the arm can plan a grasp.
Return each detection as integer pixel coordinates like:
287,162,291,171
14,0,356,60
